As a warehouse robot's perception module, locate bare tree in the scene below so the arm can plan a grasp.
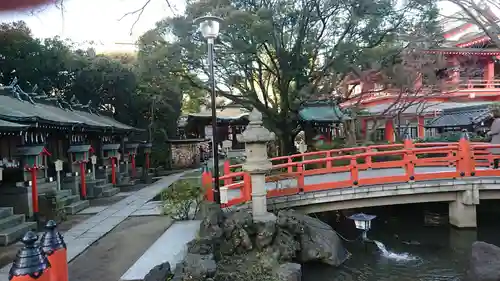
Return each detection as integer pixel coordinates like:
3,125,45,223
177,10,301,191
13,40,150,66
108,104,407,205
339,40,481,143
442,0,500,47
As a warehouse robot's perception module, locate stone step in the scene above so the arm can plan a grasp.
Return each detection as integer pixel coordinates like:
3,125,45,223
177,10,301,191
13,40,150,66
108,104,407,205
102,188,120,197
0,214,24,232
0,208,13,220
0,222,37,246
60,195,81,207
98,183,114,191
64,200,90,215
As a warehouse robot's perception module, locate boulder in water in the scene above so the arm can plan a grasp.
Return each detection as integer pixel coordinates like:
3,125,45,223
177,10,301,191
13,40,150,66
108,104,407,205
277,210,350,266
466,241,500,281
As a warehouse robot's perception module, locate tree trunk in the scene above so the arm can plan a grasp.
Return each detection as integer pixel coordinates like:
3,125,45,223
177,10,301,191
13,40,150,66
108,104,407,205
278,132,297,155
346,120,357,145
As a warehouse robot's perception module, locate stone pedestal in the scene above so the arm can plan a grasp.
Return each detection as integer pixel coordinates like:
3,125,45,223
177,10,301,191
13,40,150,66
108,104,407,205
449,187,479,228
449,201,477,228
238,108,276,222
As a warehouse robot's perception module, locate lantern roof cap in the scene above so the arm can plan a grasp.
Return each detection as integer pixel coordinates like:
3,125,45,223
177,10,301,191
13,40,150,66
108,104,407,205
348,213,377,221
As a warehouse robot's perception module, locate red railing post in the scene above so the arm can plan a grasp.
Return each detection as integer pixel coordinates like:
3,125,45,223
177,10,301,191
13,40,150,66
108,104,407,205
203,171,214,202
287,157,293,173
403,134,415,181
458,131,474,177
297,163,304,192
325,151,332,169
243,173,252,201
365,147,372,169
350,157,359,186
223,160,232,185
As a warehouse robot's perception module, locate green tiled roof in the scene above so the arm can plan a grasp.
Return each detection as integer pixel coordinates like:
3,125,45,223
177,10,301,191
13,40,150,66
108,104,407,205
299,103,350,122
0,88,138,132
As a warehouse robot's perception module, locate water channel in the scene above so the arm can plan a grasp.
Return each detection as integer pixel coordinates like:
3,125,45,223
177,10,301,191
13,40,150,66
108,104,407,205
302,201,500,281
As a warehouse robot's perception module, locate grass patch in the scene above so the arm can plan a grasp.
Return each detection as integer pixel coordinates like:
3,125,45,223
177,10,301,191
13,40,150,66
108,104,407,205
160,178,204,220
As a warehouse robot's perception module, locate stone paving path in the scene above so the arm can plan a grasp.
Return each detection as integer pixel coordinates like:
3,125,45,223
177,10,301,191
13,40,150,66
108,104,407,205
0,172,186,279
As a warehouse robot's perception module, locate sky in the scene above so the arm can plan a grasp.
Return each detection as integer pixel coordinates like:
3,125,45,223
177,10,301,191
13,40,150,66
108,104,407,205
0,0,497,53
0,0,186,53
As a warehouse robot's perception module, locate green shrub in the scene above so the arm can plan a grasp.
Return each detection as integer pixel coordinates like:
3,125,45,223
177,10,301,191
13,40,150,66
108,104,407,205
161,178,204,220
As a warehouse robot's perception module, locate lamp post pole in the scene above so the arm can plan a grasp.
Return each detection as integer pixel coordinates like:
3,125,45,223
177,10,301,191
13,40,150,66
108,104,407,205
195,15,223,204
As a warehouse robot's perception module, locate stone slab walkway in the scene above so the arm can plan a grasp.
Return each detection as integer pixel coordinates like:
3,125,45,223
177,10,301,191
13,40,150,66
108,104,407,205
120,220,201,281
0,172,186,279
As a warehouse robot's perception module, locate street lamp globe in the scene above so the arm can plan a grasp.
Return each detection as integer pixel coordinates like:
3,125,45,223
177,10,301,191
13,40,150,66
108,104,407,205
194,16,223,41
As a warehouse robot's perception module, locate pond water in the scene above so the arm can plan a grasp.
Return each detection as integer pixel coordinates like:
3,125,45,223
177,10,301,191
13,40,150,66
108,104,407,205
302,202,500,281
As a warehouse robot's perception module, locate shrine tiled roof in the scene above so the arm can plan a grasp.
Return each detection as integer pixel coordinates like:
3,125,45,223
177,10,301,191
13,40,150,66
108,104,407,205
0,119,28,130
425,48,500,55
299,101,351,122
426,104,492,128
0,86,139,132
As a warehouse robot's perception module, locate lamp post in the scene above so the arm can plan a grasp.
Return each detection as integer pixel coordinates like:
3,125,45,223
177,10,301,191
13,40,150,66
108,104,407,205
348,213,377,241
195,15,223,204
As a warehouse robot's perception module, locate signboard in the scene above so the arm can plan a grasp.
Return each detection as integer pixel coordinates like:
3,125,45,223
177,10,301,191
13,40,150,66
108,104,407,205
54,160,63,172
91,155,97,165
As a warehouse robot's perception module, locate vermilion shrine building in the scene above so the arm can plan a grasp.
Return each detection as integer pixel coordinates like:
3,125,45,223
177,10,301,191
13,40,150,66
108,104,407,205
342,11,500,142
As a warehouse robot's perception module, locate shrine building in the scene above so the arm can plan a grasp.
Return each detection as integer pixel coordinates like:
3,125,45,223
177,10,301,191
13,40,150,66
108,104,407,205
0,79,149,245
342,7,500,142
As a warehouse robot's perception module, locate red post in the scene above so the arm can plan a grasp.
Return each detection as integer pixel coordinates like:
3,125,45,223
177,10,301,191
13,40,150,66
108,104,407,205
350,157,359,186
145,152,150,170
418,116,425,139
111,157,117,185
223,160,232,185
243,173,251,201
40,220,68,281
79,161,87,199
28,165,39,219
203,171,214,202
9,231,51,281
485,59,495,87
385,120,395,143
458,131,473,177
297,164,305,192
131,153,136,177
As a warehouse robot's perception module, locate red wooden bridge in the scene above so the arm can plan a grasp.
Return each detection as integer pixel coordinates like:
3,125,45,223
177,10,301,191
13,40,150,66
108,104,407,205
202,136,500,210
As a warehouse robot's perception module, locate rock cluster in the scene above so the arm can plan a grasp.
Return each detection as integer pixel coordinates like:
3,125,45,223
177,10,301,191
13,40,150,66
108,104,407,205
145,204,349,281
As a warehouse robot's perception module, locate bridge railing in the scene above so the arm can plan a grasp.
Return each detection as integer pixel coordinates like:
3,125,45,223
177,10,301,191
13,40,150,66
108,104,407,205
204,140,500,207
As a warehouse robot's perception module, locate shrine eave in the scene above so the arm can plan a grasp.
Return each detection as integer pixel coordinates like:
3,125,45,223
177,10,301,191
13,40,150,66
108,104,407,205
425,48,500,56
0,90,141,133
0,119,28,130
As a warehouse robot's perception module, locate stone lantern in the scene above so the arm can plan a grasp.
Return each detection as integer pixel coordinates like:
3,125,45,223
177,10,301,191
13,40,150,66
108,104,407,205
237,108,276,222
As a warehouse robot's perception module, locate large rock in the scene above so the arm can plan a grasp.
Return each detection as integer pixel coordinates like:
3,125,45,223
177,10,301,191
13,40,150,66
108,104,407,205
275,263,302,281
144,261,172,281
277,210,350,266
181,253,217,281
199,203,225,239
466,241,500,281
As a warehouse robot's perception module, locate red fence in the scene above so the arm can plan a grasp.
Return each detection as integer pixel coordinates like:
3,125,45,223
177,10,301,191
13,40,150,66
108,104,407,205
202,138,500,207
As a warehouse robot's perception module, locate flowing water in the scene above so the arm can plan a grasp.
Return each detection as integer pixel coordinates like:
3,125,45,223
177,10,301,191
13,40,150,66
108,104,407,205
302,202,500,281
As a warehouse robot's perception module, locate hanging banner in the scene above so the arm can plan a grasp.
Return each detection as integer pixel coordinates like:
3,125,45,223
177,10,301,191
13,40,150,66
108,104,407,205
205,126,213,138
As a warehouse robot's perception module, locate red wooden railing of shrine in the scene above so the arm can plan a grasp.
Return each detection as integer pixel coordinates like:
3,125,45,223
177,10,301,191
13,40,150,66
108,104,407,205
202,137,500,208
